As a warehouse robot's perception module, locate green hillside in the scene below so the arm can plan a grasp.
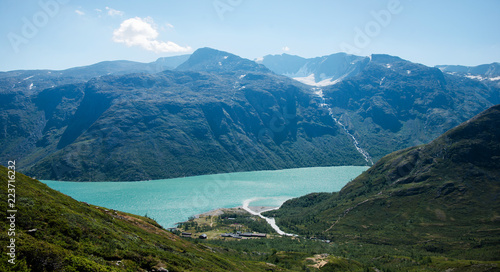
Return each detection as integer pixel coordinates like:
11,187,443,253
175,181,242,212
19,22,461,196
0,166,277,271
266,104,500,264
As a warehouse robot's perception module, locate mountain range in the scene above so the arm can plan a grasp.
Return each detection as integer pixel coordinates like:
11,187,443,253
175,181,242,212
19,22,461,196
260,53,500,88
1,48,499,270
1,48,499,181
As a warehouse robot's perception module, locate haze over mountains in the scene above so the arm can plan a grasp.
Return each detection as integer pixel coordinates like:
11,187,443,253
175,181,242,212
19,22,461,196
1,48,499,181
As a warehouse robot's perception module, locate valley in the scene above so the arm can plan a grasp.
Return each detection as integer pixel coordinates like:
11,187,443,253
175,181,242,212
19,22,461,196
1,47,499,271
2,1,500,270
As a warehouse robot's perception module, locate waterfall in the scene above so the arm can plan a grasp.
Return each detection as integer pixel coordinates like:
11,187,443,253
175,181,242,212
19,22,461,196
313,88,374,165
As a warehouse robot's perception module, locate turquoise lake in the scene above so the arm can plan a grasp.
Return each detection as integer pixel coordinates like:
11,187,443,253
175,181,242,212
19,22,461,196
42,166,368,228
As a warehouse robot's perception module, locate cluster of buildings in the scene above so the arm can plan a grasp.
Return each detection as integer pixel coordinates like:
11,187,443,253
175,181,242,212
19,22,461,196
220,231,267,239
179,232,207,239
178,231,267,239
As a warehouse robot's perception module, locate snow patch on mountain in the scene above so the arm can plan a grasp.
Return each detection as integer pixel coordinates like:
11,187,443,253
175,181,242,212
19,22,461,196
293,74,342,87
465,74,484,80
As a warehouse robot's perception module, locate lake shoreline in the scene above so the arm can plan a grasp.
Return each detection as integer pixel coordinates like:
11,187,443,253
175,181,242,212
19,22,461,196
186,203,297,237
193,206,278,218
42,166,369,228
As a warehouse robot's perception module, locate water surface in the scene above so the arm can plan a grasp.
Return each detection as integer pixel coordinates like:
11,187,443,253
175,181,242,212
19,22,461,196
42,166,368,228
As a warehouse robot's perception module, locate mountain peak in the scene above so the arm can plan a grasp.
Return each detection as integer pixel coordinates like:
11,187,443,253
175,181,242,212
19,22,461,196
176,47,269,74
370,54,405,64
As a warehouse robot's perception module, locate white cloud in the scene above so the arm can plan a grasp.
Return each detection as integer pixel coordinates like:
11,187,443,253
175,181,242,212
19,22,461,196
106,6,124,17
75,9,85,16
166,23,174,29
95,8,102,12
282,46,290,52
112,17,192,53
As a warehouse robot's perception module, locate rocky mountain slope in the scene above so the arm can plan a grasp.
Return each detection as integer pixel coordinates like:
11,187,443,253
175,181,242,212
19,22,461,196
319,54,500,160
266,104,500,261
23,66,365,181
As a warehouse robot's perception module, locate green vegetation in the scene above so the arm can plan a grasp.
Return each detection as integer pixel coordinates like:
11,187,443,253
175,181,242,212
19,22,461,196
175,208,275,239
7,166,494,272
260,104,500,270
0,166,286,271
4,164,497,271
202,234,500,271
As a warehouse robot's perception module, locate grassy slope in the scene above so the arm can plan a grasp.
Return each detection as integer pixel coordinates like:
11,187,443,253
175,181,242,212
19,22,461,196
0,166,278,272
266,105,500,264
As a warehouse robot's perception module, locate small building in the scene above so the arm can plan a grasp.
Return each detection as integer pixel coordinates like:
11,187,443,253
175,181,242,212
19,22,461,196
199,234,207,239
181,232,192,237
221,232,266,238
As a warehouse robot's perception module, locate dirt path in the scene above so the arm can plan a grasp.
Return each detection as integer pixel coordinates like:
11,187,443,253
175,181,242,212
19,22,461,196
324,199,370,233
306,254,329,269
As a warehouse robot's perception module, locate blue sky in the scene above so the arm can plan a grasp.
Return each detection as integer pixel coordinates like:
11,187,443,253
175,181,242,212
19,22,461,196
1,0,499,71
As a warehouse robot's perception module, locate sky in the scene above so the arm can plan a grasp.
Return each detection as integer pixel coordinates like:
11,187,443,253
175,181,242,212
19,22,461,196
1,0,499,71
